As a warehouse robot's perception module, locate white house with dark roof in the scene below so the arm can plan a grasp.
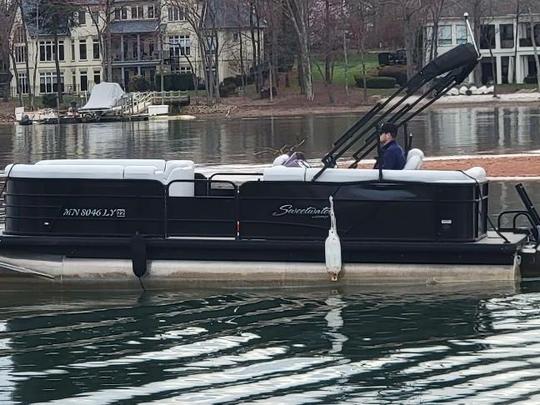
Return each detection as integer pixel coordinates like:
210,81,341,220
10,0,263,98
425,1,540,85
11,0,104,98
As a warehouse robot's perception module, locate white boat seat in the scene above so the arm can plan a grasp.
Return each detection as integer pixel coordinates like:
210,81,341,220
164,160,194,178
263,166,486,184
6,161,197,197
124,165,158,180
166,166,195,197
403,148,424,170
36,159,168,172
7,164,125,179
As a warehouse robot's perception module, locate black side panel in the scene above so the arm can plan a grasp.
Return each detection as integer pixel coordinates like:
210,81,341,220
167,196,237,237
239,180,486,242
166,179,237,237
5,178,165,236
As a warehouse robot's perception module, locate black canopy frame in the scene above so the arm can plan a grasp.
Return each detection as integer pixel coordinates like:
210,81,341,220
312,43,480,181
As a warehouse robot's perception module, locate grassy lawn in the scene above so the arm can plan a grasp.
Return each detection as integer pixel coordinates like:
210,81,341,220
312,53,380,86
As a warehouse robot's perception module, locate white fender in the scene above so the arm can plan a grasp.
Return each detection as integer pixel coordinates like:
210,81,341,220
325,196,342,281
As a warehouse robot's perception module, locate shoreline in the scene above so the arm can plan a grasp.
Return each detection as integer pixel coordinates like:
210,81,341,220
182,92,540,119
6,93,539,124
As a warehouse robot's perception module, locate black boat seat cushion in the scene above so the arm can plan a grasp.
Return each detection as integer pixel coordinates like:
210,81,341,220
262,166,486,183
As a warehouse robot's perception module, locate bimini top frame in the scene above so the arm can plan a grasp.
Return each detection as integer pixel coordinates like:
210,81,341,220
313,24,481,182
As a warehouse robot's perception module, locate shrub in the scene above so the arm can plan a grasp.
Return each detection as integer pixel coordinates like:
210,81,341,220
524,75,539,85
219,81,237,97
42,94,57,108
128,75,151,92
260,87,278,99
155,73,196,91
354,76,397,89
223,76,243,87
377,65,408,86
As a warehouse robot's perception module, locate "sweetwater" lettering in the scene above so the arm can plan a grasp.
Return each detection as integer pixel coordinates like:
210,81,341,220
272,204,330,218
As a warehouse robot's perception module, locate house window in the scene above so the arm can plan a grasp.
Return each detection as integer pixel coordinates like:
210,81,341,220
480,24,496,49
114,8,120,20
179,66,192,73
71,40,76,61
233,32,240,42
148,5,154,18
93,39,100,59
131,6,143,19
168,7,185,21
206,36,216,54
80,71,88,91
121,8,128,20
17,72,29,94
169,35,191,57
94,71,101,85
437,25,452,47
456,25,468,45
14,25,26,43
39,72,64,94
78,11,86,25
15,45,26,63
500,24,514,49
39,40,64,62
79,41,87,60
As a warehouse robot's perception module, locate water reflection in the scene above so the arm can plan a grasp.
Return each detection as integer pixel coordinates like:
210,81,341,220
0,284,533,403
2,106,540,168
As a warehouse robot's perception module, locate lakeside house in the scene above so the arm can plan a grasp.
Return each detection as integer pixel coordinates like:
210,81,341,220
425,1,540,85
10,0,263,98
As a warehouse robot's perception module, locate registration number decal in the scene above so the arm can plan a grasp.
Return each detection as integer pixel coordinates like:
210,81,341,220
62,208,127,218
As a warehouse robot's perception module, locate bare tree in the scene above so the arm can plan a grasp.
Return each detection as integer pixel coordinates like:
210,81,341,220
87,0,115,82
29,0,81,104
283,0,314,101
0,0,17,102
386,0,430,80
470,0,488,83
348,0,374,101
513,0,521,83
526,3,540,90
0,0,16,101
428,0,446,61
166,0,221,102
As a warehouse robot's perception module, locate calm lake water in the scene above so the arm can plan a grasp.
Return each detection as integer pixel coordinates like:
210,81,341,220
3,105,540,167
1,106,540,403
2,285,540,403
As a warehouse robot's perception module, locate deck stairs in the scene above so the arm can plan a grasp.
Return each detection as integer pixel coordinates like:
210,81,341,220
120,91,190,116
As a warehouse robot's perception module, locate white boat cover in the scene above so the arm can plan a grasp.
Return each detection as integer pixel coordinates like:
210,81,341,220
80,82,125,111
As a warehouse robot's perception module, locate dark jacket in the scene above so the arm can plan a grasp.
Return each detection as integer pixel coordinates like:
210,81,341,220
374,140,406,170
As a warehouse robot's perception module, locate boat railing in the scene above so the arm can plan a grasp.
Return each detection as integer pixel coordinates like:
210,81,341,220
165,178,241,238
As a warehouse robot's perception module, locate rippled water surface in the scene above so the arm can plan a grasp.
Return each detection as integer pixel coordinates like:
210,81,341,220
2,106,540,167
2,284,540,403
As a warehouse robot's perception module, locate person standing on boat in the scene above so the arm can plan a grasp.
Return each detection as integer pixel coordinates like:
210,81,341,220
374,123,406,170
